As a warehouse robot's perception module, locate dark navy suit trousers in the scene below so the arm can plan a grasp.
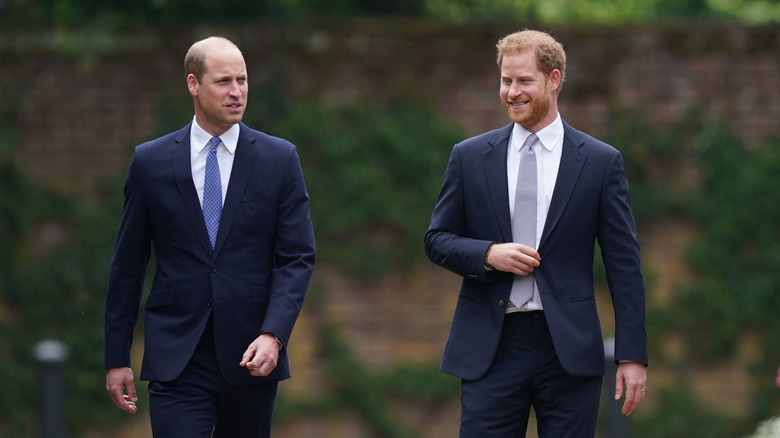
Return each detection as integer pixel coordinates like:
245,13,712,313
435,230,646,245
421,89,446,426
460,311,602,438
148,315,278,438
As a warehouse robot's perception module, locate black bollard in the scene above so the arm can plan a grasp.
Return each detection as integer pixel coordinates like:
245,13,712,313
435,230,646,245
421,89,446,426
33,339,68,438
603,337,629,438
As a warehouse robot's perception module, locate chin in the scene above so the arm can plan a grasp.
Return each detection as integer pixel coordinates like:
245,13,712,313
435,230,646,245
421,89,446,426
508,114,533,127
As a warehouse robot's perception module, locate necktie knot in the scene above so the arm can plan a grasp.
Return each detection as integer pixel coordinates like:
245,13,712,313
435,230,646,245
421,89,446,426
523,133,538,153
209,137,221,152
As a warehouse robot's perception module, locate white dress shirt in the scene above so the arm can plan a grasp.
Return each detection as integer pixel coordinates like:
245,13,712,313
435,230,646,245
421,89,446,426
506,114,564,312
190,117,239,207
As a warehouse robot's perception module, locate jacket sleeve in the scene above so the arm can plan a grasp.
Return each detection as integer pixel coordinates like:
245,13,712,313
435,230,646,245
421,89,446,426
261,145,316,347
424,143,496,283
598,150,648,366
104,150,152,369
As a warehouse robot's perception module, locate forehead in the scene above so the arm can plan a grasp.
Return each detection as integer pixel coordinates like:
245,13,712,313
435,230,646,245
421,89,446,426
500,50,540,77
203,48,247,76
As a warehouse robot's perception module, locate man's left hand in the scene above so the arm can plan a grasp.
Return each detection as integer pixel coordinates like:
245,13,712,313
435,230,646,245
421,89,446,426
239,333,280,376
615,361,647,416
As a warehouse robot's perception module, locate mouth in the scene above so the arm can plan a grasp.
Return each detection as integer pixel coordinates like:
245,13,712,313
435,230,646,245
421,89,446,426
508,100,529,109
226,103,243,112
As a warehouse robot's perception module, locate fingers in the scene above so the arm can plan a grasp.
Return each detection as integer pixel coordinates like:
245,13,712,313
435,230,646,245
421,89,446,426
248,356,278,376
124,379,138,413
241,351,278,376
106,367,138,414
239,345,256,367
109,387,137,414
239,337,278,377
125,377,137,402
613,379,624,402
488,243,540,274
615,362,646,416
508,248,540,275
123,394,138,414
515,243,541,261
620,385,644,416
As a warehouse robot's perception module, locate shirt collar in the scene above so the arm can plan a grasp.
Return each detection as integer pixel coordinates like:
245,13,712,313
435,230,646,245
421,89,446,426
511,113,563,152
191,117,239,155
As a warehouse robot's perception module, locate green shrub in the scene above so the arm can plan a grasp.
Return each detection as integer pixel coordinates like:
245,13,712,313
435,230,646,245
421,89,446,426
269,93,464,280
0,157,125,436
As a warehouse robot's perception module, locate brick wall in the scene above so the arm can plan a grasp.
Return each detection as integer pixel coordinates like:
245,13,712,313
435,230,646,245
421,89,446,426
5,21,778,195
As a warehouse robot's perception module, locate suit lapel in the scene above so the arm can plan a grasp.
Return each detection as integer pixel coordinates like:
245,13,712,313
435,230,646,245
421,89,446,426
171,123,215,253
539,122,586,248
483,124,513,243
212,123,256,257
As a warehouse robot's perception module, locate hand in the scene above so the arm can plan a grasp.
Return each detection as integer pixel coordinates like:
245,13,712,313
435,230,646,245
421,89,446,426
615,361,647,416
486,243,540,275
239,333,280,376
106,367,138,414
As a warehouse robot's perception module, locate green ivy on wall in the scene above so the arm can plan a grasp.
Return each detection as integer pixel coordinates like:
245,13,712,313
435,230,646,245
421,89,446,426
254,91,464,281
0,150,127,435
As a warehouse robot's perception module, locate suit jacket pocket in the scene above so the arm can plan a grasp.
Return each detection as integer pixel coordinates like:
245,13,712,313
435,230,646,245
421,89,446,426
250,284,270,305
145,285,177,309
570,188,599,199
241,190,275,203
238,191,277,229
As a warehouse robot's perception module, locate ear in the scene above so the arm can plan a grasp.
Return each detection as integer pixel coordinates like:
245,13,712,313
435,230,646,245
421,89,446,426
548,69,562,93
187,74,199,97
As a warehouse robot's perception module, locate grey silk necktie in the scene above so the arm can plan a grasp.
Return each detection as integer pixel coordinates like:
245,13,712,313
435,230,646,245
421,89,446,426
509,133,538,308
202,137,222,249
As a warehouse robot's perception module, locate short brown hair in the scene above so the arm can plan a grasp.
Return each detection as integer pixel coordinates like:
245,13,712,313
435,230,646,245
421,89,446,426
184,36,241,83
496,30,567,92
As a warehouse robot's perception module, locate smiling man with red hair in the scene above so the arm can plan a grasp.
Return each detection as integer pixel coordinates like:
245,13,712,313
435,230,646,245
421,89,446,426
426,29,648,437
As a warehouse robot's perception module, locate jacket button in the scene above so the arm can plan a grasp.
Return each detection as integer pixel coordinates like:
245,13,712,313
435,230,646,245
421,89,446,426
207,299,213,307
498,299,505,307
211,265,217,273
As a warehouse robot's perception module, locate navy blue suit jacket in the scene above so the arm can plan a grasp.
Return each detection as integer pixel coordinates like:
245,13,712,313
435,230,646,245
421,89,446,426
425,121,647,381
104,122,316,385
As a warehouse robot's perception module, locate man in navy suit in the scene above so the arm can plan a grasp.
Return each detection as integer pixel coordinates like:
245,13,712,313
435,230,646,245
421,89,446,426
425,29,647,437
104,36,315,437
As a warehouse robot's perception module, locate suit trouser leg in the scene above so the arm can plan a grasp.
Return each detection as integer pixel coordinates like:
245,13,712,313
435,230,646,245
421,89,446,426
212,380,277,438
460,311,602,438
149,316,278,438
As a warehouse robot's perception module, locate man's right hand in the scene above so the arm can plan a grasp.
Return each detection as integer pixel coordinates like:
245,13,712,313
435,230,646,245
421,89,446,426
486,242,541,275
106,367,138,414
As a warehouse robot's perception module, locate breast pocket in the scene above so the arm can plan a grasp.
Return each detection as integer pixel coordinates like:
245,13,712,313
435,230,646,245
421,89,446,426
570,188,599,199
236,190,278,232
241,190,276,203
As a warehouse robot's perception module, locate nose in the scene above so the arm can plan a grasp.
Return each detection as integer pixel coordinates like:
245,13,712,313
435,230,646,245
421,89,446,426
508,83,522,99
229,80,242,97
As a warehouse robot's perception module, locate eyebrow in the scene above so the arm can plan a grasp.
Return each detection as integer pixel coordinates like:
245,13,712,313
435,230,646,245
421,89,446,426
212,74,247,82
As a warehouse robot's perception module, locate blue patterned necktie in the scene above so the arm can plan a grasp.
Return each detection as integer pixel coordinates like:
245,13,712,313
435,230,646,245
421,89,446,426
509,133,538,308
202,137,222,248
